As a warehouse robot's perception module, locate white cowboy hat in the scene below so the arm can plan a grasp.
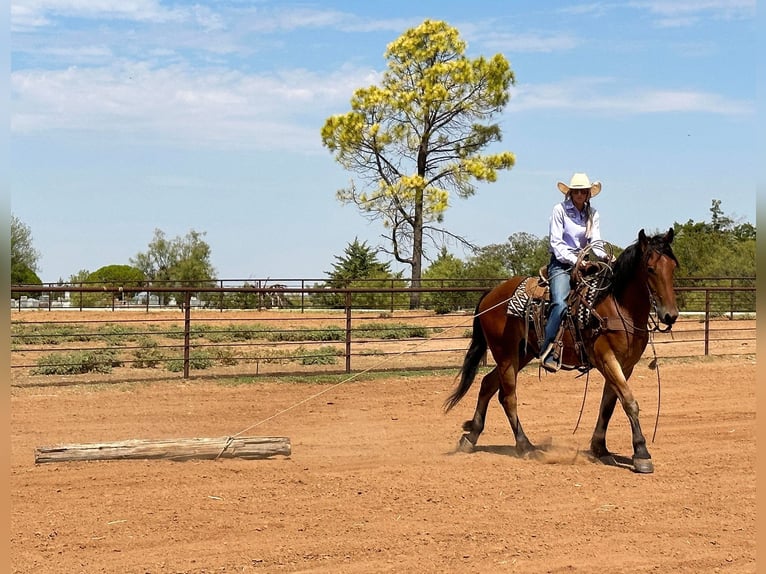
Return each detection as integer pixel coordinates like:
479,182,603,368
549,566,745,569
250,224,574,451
557,172,601,198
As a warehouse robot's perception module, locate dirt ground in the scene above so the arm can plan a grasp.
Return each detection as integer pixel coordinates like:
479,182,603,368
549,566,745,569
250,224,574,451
10,348,755,574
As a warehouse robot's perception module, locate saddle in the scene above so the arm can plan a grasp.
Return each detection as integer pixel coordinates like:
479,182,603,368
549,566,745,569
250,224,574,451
507,265,609,372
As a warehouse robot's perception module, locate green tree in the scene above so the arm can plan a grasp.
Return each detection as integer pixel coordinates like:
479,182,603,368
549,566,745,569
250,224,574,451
11,215,41,284
469,232,551,279
672,200,756,278
422,247,469,313
315,238,406,309
130,229,216,304
88,265,146,302
66,269,110,308
321,19,516,308
325,238,393,286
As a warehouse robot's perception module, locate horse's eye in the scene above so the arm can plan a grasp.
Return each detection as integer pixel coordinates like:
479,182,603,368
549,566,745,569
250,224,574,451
647,267,656,274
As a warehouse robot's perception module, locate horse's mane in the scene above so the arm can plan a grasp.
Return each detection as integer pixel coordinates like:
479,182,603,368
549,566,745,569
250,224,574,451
610,232,679,300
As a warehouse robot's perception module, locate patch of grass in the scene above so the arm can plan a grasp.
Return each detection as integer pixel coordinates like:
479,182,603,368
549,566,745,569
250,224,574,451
209,346,239,366
266,327,345,342
32,349,121,375
355,322,430,339
132,337,165,368
205,323,272,343
98,323,139,345
223,367,460,386
296,345,343,365
165,350,214,372
12,322,90,345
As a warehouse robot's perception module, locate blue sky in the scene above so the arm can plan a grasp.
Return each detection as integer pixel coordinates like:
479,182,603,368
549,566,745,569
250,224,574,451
11,0,756,283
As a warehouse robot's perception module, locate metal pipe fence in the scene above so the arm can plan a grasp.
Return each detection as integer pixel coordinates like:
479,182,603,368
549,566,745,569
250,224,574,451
11,283,755,382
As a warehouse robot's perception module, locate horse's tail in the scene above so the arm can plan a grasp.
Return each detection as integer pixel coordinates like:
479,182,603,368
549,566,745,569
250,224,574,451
444,294,488,412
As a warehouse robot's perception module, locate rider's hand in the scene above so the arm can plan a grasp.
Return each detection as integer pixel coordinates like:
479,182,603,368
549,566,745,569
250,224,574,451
580,261,598,274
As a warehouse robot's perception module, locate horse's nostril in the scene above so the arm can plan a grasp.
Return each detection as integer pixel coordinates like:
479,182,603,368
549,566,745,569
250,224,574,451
664,313,677,325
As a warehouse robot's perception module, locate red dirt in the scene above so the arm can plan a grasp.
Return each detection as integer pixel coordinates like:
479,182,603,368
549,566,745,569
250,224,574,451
11,352,755,573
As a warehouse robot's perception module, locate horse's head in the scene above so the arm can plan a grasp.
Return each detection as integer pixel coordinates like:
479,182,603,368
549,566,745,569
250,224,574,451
638,228,679,326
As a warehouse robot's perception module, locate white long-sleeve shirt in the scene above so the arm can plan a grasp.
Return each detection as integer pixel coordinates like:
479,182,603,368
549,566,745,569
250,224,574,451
548,198,601,266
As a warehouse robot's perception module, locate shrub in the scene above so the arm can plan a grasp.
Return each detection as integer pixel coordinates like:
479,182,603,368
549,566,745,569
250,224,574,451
209,346,239,366
32,349,119,375
296,345,342,365
132,338,165,368
165,350,213,372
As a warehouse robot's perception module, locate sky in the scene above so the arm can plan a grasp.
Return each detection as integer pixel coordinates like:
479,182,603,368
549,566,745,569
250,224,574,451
10,0,757,284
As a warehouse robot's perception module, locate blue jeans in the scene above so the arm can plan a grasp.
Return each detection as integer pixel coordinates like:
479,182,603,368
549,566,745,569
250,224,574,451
542,255,572,353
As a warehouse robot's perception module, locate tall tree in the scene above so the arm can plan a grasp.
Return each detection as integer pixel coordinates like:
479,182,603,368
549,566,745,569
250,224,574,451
321,19,515,308
11,214,41,283
316,238,405,309
325,238,392,287
130,229,216,303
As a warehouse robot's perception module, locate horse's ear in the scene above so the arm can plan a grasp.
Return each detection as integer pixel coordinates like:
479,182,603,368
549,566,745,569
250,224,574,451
638,228,648,248
663,227,674,243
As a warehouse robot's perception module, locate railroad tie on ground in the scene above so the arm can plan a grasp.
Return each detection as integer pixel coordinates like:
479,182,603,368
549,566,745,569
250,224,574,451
34,435,291,464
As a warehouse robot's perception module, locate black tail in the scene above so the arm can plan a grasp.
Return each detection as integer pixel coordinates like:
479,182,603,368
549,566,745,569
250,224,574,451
444,295,488,412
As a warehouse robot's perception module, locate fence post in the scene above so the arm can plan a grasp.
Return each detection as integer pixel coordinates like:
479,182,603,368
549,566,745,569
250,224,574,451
183,291,192,379
345,291,352,373
704,289,710,356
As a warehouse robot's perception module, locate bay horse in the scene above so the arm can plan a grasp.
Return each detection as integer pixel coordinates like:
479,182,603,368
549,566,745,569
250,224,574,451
444,228,679,473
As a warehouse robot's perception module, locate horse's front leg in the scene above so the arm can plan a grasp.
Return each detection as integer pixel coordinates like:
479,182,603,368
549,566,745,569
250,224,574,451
497,364,535,455
593,355,653,473
590,382,618,459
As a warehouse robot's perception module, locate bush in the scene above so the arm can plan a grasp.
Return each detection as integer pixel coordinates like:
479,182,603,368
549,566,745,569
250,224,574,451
297,345,342,365
132,338,165,368
209,346,239,366
165,350,213,372
32,349,119,375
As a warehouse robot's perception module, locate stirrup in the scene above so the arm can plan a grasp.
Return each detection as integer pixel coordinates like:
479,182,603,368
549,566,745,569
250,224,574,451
539,342,560,373
542,351,560,373
539,342,554,362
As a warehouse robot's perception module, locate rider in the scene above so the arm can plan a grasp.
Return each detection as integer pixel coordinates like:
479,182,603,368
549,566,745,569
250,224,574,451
539,173,604,372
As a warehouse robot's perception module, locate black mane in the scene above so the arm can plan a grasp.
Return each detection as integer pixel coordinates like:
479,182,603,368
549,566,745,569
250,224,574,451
610,232,679,300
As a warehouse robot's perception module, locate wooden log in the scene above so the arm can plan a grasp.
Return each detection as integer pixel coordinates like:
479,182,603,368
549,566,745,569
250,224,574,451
35,435,291,464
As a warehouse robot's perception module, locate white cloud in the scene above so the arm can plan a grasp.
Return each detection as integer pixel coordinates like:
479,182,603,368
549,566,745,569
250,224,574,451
509,80,753,115
12,0,186,27
628,0,756,27
11,62,381,152
480,31,580,53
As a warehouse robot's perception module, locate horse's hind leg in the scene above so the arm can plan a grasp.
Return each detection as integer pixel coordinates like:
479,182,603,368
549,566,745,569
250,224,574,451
458,368,501,452
497,363,535,455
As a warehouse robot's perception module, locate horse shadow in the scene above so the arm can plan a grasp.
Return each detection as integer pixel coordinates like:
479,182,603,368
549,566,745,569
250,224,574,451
447,438,636,472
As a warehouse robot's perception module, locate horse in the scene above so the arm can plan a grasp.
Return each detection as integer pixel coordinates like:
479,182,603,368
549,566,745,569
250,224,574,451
444,228,679,473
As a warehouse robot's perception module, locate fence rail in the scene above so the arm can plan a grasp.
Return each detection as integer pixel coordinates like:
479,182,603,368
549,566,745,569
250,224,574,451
11,283,755,382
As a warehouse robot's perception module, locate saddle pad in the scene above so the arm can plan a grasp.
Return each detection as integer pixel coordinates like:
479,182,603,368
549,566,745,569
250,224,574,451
507,277,545,317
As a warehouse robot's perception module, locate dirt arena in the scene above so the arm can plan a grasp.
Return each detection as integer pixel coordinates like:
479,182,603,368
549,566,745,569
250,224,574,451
11,351,755,573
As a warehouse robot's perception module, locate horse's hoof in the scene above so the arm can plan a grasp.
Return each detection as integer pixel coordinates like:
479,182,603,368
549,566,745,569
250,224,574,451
457,435,475,453
633,457,654,474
